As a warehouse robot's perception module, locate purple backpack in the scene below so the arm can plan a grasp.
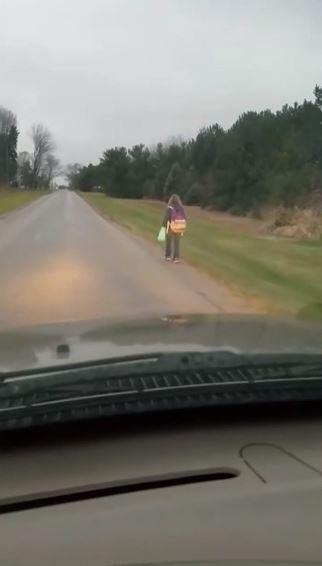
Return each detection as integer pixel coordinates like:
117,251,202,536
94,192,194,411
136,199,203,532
169,205,187,234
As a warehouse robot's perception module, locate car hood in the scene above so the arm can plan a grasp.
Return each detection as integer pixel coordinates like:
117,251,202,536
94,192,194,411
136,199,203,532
1,313,322,373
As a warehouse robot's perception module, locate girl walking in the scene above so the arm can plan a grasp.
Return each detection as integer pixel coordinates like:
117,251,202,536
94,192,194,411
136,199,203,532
162,194,187,263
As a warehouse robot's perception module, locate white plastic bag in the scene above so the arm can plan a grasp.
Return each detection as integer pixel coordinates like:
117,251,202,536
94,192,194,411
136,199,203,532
157,226,166,242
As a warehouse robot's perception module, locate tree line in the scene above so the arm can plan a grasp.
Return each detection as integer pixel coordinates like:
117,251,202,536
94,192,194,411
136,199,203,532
0,107,61,190
69,85,322,215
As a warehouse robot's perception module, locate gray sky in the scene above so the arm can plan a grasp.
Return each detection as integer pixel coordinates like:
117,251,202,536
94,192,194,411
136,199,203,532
2,0,322,167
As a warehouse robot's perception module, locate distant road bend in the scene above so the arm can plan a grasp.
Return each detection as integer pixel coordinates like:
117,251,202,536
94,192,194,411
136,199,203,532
0,190,249,328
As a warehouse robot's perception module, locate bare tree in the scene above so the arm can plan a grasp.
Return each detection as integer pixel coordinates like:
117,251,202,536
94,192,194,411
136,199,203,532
42,154,62,188
17,151,32,187
30,124,55,187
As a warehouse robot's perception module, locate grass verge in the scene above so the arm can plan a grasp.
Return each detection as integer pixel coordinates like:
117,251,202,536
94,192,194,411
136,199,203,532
82,193,322,317
0,189,48,216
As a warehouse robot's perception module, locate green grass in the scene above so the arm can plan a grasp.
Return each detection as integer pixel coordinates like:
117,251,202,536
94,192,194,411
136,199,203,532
0,189,48,215
82,193,322,316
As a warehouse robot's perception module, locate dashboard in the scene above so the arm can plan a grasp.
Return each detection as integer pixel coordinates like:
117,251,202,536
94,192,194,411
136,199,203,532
1,405,322,565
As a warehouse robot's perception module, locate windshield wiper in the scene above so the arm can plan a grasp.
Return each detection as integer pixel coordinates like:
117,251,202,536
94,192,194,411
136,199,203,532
1,351,322,431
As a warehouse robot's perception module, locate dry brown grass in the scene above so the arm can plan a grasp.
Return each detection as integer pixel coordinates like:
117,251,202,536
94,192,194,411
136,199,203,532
265,207,322,240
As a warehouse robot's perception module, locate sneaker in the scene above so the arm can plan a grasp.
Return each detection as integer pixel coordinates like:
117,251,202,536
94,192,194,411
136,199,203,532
165,257,172,261
173,258,180,264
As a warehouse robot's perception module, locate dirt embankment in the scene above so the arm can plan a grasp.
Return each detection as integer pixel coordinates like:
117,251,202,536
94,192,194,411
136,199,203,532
185,205,322,241
188,205,322,240
262,207,322,240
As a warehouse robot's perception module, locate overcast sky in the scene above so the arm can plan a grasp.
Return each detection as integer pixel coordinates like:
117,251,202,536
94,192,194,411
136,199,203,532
2,0,322,168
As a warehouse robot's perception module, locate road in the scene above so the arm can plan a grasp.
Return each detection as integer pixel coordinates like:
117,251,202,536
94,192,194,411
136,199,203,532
0,190,249,329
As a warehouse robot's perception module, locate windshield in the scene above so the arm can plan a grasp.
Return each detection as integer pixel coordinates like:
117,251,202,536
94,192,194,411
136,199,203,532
1,1,322,375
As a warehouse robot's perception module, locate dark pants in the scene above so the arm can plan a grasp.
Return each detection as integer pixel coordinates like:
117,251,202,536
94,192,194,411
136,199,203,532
165,233,180,259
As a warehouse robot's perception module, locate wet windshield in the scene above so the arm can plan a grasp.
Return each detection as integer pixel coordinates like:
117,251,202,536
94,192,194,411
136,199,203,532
0,1,322,371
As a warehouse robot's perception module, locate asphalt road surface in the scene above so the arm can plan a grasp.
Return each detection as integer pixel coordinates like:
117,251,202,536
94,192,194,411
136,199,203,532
0,190,250,329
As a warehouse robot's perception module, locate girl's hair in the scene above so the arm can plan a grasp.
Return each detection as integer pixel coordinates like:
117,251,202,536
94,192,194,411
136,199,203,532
168,194,183,207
